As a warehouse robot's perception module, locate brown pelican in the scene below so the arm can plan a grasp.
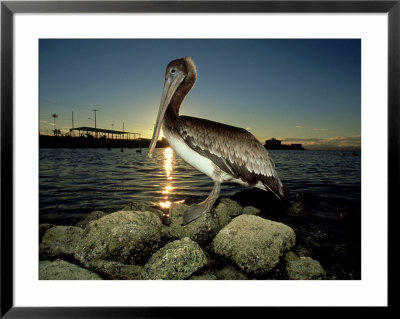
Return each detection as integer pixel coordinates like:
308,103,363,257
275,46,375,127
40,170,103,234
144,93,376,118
148,57,286,225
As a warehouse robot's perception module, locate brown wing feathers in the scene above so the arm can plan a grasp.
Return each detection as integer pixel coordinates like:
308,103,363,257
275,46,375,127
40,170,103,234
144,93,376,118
177,116,284,199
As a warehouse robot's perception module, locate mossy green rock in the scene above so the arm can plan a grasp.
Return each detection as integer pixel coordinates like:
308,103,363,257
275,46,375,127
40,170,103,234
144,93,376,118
214,198,243,228
190,272,218,280
74,210,162,267
122,201,163,219
212,215,296,277
39,259,101,280
90,260,143,280
213,266,248,280
163,199,243,245
163,203,219,245
284,251,299,262
40,226,84,261
141,237,208,280
286,257,325,280
243,206,261,216
39,223,55,242
190,266,248,280
76,211,106,229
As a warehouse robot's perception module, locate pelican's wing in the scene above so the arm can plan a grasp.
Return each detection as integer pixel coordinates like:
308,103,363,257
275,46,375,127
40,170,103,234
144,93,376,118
177,116,284,199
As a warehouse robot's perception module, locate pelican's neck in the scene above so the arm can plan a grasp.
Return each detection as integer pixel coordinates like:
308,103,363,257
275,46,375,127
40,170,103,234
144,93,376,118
164,68,197,129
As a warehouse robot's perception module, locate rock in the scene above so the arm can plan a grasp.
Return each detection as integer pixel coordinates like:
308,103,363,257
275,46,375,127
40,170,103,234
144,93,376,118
75,210,162,267
39,259,101,280
212,215,296,277
40,226,84,261
214,198,243,228
163,203,219,245
39,223,55,242
75,211,106,229
213,266,248,280
163,199,243,245
243,206,261,216
286,257,325,280
90,260,142,280
284,251,299,262
122,201,163,219
287,201,310,218
190,266,248,280
190,272,217,280
141,237,208,280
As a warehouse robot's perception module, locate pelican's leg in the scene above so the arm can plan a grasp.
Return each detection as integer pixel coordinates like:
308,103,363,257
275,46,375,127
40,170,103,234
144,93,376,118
182,182,221,226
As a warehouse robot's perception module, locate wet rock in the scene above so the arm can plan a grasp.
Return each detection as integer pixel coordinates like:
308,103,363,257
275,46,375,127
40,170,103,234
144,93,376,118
286,257,326,280
214,198,243,228
212,215,296,277
122,201,163,219
190,272,217,280
284,251,299,263
243,206,261,216
163,199,243,245
287,201,310,218
75,211,106,229
39,259,101,280
40,226,84,261
213,266,248,280
141,237,208,280
217,198,243,217
190,266,248,280
74,210,162,268
90,260,142,280
39,223,55,242
162,203,219,245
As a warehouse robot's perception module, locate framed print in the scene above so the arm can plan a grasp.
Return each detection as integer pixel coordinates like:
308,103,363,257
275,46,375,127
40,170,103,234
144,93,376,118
1,0,396,317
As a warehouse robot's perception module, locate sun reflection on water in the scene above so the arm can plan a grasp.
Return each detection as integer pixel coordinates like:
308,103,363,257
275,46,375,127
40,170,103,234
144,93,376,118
159,147,184,210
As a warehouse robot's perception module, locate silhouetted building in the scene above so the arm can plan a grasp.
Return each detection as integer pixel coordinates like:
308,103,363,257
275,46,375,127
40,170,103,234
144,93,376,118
264,138,305,150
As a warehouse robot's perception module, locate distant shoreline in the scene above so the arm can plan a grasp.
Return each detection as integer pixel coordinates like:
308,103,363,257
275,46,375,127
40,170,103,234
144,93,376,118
39,135,168,149
39,135,360,152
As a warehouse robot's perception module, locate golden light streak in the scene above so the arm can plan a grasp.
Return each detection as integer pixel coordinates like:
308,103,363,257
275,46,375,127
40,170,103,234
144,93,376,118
159,201,171,209
159,147,174,210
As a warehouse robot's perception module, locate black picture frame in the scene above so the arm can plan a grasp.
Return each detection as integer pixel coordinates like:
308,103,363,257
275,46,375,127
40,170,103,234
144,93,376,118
1,0,396,317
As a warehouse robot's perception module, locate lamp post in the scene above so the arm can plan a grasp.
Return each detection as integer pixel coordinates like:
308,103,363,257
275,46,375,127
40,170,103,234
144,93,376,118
51,113,58,136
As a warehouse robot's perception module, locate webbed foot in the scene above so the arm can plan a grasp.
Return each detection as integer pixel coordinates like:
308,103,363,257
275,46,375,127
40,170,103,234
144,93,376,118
182,203,210,226
181,181,221,226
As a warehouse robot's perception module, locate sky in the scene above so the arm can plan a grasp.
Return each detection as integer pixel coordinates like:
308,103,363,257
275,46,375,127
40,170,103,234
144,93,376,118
39,39,361,150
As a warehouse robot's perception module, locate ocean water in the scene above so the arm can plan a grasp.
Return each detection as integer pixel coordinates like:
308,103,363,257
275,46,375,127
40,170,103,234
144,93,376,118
39,147,361,279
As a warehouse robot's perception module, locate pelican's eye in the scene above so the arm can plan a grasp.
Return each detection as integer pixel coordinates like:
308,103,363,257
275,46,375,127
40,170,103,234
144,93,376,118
171,69,176,74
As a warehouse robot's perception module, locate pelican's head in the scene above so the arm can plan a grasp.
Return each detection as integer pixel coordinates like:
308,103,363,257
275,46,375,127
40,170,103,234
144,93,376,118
148,57,197,158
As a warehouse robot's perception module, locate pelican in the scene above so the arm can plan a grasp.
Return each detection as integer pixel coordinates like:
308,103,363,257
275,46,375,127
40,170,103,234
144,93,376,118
148,57,286,225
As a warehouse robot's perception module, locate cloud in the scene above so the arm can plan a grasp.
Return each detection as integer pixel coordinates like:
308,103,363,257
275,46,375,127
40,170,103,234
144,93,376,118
279,135,361,150
313,128,327,131
295,125,305,129
40,120,55,126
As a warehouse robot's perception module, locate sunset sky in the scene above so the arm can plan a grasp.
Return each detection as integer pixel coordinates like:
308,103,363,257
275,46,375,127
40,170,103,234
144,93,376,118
39,39,361,150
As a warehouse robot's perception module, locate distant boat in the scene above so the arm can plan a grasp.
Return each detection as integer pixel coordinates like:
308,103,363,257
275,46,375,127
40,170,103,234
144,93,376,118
340,151,345,157
136,148,142,153
121,148,124,152
107,148,111,151
352,151,358,156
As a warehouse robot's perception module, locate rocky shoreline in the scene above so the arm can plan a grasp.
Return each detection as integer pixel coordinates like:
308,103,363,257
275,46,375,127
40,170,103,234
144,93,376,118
39,197,326,280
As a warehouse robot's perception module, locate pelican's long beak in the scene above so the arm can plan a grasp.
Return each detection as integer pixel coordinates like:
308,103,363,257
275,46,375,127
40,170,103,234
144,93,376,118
148,70,185,157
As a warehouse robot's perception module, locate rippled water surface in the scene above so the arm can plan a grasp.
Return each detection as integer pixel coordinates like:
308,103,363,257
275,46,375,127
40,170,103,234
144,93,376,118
39,147,361,279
